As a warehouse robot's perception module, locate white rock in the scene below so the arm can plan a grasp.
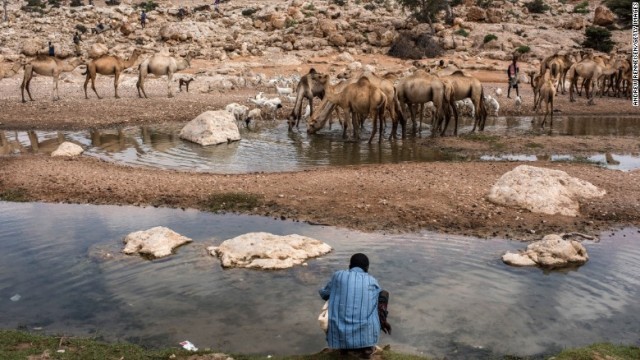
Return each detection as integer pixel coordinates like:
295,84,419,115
502,234,589,268
179,110,241,146
88,43,109,59
51,142,84,157
208,232,332,269
123,226,192,259
487,165,605,217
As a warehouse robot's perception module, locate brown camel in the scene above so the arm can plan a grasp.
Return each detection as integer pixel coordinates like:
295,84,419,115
287,68,326,131
83,49,142,99
567,59,602,104
308,75,387,143
137,52,191,98
438,71,487,135
533,71,558,129
395,70,447,137
539,52,577,94
21,56,84,103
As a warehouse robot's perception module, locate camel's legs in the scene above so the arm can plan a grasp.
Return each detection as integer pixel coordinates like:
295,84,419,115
52,74,59,101
114,71,121,99
21,66,34,103
167,71,174,98
87,71,101,99
136,68,147,98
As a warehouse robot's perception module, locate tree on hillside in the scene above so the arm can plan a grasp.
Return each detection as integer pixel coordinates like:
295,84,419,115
396,0,452,33
605,0,633,25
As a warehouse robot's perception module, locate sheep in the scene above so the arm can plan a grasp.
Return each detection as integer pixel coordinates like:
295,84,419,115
514,95,522,109
455,98,475,119
275,84,293,97
248,92,267,106
247,108,263,122
261,97,283,120
225,103,249,122
483,94,500,116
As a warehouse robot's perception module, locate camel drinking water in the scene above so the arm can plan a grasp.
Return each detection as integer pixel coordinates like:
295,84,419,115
136,52,191,98
83,49,142,99
287,68,326,131
21,56,84,103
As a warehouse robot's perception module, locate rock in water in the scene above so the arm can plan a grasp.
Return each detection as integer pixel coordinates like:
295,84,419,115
179,110,241,146
208,232,332,269
123,226,192,259
487,165,605,216
502,234,589,268
51,142,84,157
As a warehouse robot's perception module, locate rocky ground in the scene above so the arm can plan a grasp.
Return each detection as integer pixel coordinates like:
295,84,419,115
0,0,638,242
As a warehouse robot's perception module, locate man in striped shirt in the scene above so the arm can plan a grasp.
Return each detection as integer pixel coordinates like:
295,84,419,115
319,253,391,358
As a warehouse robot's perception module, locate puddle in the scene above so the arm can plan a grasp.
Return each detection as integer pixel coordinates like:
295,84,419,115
1,202,640,358
479,153,640,171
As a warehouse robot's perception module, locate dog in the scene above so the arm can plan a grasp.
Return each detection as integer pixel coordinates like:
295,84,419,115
179,78,194,93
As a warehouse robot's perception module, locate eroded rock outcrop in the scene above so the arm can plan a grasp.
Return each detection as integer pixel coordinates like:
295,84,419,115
51,142,84,157
593,6,616,27
123,226,192,259
208,232,332,269
502,234,589,268
179,110,241,146
487,165,606,217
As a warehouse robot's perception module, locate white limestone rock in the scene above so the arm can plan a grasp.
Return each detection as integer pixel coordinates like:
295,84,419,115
123,226,192,259
208,232,332,269
51,142,84,157
179,110,241,146
487,165,605,217
88,43,109,59
502,234,589,268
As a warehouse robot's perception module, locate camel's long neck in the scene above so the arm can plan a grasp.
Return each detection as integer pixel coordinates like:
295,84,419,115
177,59,190,71
323,84,342,104
124,54,139,69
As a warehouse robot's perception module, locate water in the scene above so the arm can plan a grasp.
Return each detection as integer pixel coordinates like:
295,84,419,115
2,115,640,173
1,202,639,358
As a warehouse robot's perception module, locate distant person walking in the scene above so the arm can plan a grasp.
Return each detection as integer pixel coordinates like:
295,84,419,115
214,0,221,13
48,42,55,57
73,32,81,55
140,10,147,29
507,55,520,99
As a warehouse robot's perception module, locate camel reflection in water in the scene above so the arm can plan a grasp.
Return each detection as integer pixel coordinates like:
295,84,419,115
0,130,67,155
90,129,144,154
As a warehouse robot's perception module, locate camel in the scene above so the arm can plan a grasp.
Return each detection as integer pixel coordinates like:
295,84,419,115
395,70,447,138
567,59,602,104
307,75,387,143
533,71,559,129
438,71,487,135
136,52,191,98
287,68,326,131
539,52,577,94
20,56,84,103
83,49,142,99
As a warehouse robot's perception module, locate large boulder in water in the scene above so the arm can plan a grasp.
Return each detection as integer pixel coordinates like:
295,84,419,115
487,165,605,217
179,110,241,146
502,234,589,268
122,226,192,259
208,232,332,269
51,142,84,157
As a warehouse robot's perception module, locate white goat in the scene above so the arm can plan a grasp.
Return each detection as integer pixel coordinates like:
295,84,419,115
483,95,500,116
262,97,283,120
247,108,263,121
455,98,475,119
275,85,293,97
225,103,249,122
494,88,503,97
514,95,522,109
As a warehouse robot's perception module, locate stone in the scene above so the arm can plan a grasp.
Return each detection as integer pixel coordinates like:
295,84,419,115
564,16,585,30
486,8,502,24
123,226,192,259
328,33,346,47
179,110,241,146
208,232,332,269
466,6,487,22
88,43,108,59
22,39,43,57
120,22,134,36
487,165,606,217
593,6,615,27
337,52,354,62
502,234,589,268
51,142,84,157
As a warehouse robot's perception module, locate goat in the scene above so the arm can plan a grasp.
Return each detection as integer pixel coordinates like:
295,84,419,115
225,102,249,122
483,94,500,116
179,78,194,92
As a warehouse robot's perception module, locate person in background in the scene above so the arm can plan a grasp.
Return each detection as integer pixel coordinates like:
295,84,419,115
140,10,147,29
214,0,221,13
507,55,520,99
48,42,55,57
319,253,391,359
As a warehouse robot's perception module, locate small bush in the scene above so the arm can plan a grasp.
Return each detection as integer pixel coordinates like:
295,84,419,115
0,188,28,202
514,29,525,36
455,28,469,37
573,1,589,13
75,24,88,33
364,3,376,10
583,26,615,52
285,18,297,28
451,0,464,6
476,0,493,9
70,0,84,6
388,32,443,59
516,45,531,53
304,3,316,10
135,1,157,12
241,8,257,17
483,34,498,43
524,0,550,13
605,0,632,24
332,0,347,5
48,0,61,7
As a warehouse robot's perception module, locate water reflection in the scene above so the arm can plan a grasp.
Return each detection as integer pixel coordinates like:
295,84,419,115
1,202,639,358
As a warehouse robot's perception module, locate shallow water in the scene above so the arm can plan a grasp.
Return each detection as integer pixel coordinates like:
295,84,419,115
2,115,640,173
1,202,639,358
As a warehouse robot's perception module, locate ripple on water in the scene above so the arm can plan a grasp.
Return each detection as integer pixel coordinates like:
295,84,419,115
0,202,639,358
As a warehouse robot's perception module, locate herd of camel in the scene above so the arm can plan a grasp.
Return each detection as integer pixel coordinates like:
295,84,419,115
0,46,634,142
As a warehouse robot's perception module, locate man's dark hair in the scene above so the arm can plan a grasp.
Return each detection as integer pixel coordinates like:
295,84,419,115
349,253,369,272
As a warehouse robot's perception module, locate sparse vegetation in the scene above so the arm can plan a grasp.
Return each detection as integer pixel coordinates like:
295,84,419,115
516,45,531,53
605,0,633,25
388,32,443,59
524,0,550,13
70,0,84,6
514,29,525,36
285,18,297,28
304,3,316,10
21,0,46,12
333,0,347,5
241,8,258,17
396,0,451,31
202,192,263,212
455,28,469,37
484,34,498,43
476,0,493,9
583,26,615,52
364,3,376,10
0,188,28,202
135,0,157,12
573,1,589,13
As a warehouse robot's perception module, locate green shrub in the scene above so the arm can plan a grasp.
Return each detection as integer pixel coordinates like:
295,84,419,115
583,26,615,52
524,0,550,13
396,0,450,24
455,28,469,37
476,0,493,9
332,0,347,5
388,32,444,59
241,8,258,17
516,45,531,53
451,0,464,5
573,1,589,13
605,0,633,24
285,18,297,28
364,3,376,10
135,1,157,12
483,34,498,43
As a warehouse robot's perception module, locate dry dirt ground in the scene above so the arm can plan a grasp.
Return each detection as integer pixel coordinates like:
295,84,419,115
1,61,639,241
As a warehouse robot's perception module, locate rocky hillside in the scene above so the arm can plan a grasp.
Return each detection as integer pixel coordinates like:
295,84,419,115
0,0,630,69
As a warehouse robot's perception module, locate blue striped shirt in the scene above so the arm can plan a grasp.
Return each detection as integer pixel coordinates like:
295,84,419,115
319,268,381,349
